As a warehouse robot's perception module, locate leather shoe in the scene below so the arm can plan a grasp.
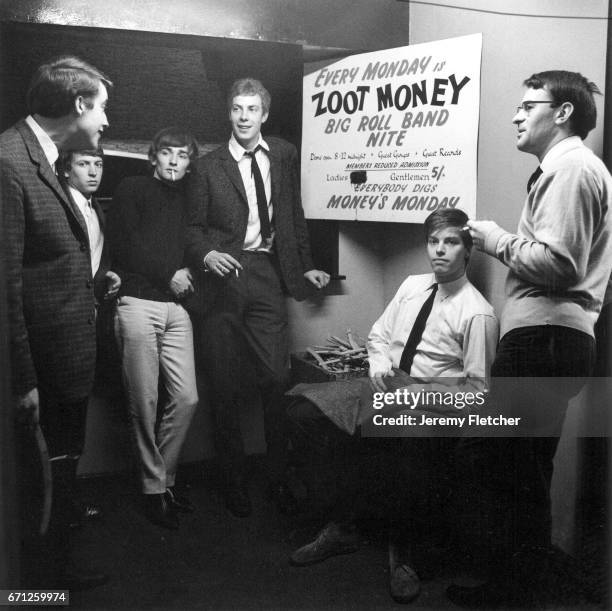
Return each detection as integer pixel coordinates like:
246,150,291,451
59,567,109,591
389,564,421,604
268,482,300,516
225,484,252,518
166,487,195,513
143,493,179,529
290,521,360,566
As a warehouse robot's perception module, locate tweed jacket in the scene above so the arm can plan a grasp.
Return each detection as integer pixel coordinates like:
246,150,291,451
1,119,97,401
186,136,315,312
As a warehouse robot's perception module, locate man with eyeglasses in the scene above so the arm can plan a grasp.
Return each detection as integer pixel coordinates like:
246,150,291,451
447,72,612,607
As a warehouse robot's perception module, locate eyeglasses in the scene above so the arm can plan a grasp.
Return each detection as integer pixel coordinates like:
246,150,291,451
515,101,558,114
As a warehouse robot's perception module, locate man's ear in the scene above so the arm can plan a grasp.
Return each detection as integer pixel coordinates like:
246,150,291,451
555,102,574,126
262,111,269,124
74,95,87,115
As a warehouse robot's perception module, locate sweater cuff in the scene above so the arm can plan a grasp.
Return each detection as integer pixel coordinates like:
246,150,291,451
483,226,509,257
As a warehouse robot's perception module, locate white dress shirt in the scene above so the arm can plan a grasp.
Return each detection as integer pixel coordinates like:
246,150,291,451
228,133,274,251
367,272,499,391
68,186,103,276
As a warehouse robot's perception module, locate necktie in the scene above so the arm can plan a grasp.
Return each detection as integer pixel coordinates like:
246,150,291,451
399,284,438,374
246,147,271,242
527,166,543,193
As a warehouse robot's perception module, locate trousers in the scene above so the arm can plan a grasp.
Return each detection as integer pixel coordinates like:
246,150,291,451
116,296,198,494
197,251,291,485
19,396,88,586
456,325,595,573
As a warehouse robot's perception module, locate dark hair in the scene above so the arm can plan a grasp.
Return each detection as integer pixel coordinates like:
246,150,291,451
523,70,600,139
57,147,104,175
148,127,199,161
424,208,472,250
27,55,112,118
227,78,271,115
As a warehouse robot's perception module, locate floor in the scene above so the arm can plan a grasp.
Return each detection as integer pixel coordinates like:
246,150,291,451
66,458,605,611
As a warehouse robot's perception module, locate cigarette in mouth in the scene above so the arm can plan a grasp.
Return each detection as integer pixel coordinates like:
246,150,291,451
169,169,176,181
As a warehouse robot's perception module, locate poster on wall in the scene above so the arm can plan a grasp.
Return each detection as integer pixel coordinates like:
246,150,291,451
301,33,482,223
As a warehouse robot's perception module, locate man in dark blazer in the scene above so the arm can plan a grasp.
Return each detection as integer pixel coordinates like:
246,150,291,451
57,147,120,525
57,149,123,401
57,147,121,307
187,77,330,517
0,56,112,589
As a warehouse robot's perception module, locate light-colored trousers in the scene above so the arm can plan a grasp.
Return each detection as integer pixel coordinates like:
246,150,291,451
116,296,198,494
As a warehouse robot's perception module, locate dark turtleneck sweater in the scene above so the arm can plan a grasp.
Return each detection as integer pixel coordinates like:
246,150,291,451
108,175,190,302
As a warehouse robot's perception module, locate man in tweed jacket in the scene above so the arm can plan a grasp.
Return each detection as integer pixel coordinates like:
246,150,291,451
186,78,330,518
0,56,111,589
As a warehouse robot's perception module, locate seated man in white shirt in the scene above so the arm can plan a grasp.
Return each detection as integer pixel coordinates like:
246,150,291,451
286,208,498,603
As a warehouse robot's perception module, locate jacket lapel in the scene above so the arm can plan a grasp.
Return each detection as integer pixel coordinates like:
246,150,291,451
267,144,282,214
17,120,89,238
92,196,105,231
218,145,248,206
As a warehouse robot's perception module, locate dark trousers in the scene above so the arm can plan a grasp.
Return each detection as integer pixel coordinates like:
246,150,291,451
198,252,291,485
287,398,455,537
457,325,595,575
19,395,88,587
286,398,362,520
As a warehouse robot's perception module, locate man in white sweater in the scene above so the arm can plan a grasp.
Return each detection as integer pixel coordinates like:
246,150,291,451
448,70,612,608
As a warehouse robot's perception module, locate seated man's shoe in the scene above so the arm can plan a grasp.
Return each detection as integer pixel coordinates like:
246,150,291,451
389,564,421,604
59,567,109,591
290,521,360,566
166,487,195,513
268,482,300,516
143,493,179,529
225,484,252,518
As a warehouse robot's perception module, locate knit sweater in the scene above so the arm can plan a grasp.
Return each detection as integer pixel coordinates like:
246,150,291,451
483,137,612,339
108,175,191,302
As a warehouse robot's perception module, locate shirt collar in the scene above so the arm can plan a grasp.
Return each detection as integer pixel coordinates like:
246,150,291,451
25,115,59,167
436,272,468,298
68,185,91,208
228,133,269,162
541,135,584,173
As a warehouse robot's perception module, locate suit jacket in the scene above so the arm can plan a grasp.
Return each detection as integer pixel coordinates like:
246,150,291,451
0,119,97,401
91,196,112,303
186,136,315,312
